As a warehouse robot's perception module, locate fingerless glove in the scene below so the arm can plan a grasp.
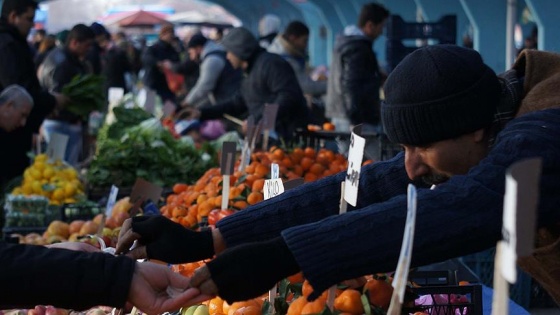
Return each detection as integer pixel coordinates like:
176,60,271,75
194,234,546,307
132,216,214,264
206,236,300,303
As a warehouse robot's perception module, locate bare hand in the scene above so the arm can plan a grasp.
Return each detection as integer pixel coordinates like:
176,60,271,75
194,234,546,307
47,241,100,253
128,262,203,314
115,218,148,260
190,265,219,298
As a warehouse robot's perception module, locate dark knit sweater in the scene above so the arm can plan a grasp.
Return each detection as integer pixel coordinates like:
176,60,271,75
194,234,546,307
217,108,560,296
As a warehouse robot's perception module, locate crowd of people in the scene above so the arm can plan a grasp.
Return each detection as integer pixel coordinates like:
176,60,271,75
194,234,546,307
1,0,559,313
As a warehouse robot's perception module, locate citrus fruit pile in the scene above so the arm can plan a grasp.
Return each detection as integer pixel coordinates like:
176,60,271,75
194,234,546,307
11,154,85,205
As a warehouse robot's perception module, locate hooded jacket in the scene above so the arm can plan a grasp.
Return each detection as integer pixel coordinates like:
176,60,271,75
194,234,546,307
325,26,382,126
141,39,180,102
268,35,326,96
185,41,242,108
215,49,560,301
0,21,56,185
199,48,309,140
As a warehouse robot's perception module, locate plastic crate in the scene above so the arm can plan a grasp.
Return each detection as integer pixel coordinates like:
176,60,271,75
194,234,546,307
406,284,483,315
60,203,104,222
460,248,532,309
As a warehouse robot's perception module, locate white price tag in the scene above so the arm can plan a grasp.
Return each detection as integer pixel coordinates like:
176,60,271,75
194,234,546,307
263,178,284,200
500,158,541,283
105,185,119,217
46,132,69,162
344,132,365,206
387,184,418,315
271,163,279,179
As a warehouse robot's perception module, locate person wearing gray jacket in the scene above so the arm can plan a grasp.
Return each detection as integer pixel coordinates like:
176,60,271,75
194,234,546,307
267,21,326,97
182,34,242,108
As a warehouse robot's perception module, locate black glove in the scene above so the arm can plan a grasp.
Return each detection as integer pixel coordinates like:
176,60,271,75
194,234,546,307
206,237,300,303
132,216,214,264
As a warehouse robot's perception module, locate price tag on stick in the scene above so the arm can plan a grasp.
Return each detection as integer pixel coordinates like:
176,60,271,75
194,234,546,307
46,132,69,162
97,185,119,236
262,104,279,151
344,126,365,207
386,184,418,315
492,158,541,315
220,142,237,210
130,178,163,207
238,117,255,172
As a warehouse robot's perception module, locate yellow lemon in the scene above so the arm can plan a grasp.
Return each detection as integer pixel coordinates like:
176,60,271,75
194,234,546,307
33,161,46,171
31,181,43,194
63,198,77,204
35,154,48,162
65,168,78,180
11,187,22,195
52,189,65,202
64,182,77,198
29,168,42,180
43,167,55,180
22,183,33,195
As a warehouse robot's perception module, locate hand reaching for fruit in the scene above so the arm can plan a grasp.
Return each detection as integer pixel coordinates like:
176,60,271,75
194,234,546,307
116,216,214,264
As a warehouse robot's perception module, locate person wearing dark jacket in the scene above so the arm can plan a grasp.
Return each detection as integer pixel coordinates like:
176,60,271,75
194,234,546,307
325,3,389,132
116,46,560,305
181,27,309,141
0,0,65,187
141,24,180,103
0,241,199,313
39,24,94,167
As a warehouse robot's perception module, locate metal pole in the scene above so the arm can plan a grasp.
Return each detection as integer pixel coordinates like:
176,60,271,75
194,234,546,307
506,0,517,69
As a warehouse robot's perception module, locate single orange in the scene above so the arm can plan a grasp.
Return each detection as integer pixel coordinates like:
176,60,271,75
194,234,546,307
334,289,364,314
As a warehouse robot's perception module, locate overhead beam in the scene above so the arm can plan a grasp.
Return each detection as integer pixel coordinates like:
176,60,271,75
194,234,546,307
414,0,469,46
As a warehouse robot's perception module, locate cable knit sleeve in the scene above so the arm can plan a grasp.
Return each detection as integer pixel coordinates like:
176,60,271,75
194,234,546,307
282,109,560,297
217,153,410,247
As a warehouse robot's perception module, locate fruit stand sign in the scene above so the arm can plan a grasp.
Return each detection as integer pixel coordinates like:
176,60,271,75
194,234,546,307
492,158,541,315
238,117,255,172
264,179,284,200
105,185,119,217
344,127,365,207
46,132,69,162
271,163,280,179
262,104,279,151
130,178,163,207
387,184,417,315
221,142,237,210
163,100,176,118
105,87,125,125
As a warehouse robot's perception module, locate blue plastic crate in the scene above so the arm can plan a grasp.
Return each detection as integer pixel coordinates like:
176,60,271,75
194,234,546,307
460,247,532,309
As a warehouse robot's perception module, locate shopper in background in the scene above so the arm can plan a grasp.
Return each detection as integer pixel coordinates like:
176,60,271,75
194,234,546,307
0,0,67,188
39,23,95,167
325,3,389,134
141,24,181,103
0,85,33,133
268,20,326,97
258,14,281,49
178,27,309,141
117,45,560,305
34,34,56,70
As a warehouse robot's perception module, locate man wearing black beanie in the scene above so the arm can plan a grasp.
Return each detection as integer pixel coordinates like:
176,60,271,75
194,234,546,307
117,45,560,306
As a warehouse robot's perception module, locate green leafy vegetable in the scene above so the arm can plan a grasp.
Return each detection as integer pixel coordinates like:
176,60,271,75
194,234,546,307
61,74,106,118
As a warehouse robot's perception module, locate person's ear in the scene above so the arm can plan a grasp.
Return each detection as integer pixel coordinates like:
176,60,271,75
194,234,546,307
472,128,486,143
7,11,18,24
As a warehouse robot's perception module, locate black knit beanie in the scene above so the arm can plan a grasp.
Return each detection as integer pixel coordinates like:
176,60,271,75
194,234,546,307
221,27,259,61
381,44,501,145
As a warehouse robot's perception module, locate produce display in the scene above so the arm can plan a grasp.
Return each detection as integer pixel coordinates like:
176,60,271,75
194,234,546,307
87,117,217,189
10,154,85,205
161,147,348,229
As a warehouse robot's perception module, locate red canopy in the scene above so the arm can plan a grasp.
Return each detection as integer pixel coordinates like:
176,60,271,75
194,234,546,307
102,10,169,27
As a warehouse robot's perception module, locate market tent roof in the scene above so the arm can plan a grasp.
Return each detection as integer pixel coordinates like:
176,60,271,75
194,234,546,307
166,10,237,28
102,10,169,27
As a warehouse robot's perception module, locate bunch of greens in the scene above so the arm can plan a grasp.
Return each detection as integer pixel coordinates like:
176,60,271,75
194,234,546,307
62,74,106,118
96,106,153,145
87,118,216,189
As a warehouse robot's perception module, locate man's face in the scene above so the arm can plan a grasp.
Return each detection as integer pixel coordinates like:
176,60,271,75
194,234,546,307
289,34,309,52
226,51,243,69
188,46,203,62
363,19,387,40
8,7,35,38
401,130,488,186
160,30,174,44
1,101,32,132
70,39,93,59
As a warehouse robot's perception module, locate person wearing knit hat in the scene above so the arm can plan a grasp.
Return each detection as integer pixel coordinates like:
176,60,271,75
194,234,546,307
116,46,560,308
177,26,309,141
